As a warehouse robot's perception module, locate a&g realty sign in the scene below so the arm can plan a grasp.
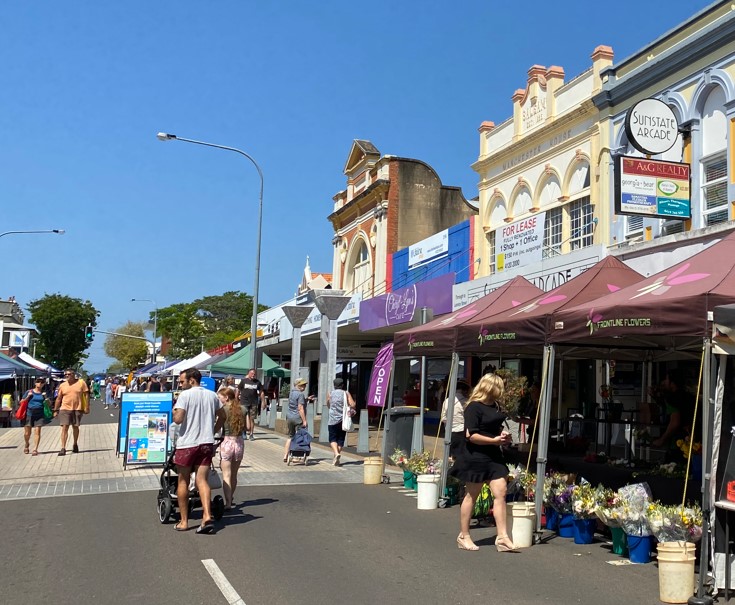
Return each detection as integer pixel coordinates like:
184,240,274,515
624,98,679,156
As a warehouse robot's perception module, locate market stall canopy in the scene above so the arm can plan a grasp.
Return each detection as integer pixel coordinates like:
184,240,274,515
0,351,37,379
17,352,62,374
393,276,543,357
137,359,180,377
714,303,735,355
455,256,644,352
550,232,735,352
165,352,211,375
195,352,228,370
208,344,289,377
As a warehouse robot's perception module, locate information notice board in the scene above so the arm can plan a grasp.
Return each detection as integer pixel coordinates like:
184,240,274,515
124,411,171,468
117,392,174,458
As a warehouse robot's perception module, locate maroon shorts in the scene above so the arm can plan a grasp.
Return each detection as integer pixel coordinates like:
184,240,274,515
173,443,214,469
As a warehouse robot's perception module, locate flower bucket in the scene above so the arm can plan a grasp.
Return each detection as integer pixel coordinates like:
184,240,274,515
657,541,696,603
558,513,575,538
363,456,383,485
506,502,535,548
611,527,627,555
573,518,596,544
417,474,439,510
410,473,418,491
403,470,413,488
545,507,559,531
627,534,653,564
444,484,459,506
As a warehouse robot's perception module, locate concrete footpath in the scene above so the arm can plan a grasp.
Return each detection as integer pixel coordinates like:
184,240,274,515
0,422,398,501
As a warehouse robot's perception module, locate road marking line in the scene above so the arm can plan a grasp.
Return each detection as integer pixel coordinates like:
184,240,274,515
202,559,246,605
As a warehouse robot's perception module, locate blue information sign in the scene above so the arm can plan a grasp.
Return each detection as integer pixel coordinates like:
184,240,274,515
200,376,215,391
117,392,174,456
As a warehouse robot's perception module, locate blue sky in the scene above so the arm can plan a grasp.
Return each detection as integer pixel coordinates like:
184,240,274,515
2,1,707,371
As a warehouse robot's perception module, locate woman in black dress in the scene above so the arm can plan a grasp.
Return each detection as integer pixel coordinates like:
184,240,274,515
450,373,516,552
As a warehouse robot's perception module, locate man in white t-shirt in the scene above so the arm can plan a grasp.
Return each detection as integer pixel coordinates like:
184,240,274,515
172,367,226,534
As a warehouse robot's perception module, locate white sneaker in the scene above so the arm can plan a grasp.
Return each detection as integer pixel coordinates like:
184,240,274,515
333,454,341,466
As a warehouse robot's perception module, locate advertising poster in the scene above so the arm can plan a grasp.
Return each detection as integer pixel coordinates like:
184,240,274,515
615,156,691,219
495,213,546,272
125,412,169,466
117,392,174,456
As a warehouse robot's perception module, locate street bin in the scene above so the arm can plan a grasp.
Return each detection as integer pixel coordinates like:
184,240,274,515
385,406,421,456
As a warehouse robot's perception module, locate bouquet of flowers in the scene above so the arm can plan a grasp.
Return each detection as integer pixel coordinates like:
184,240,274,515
676,436,702,458
617,483,653,536
406,450,442,475
647,501,703,543
571,481,602,519
595,486,623,528
543,473,574,513
507,464,537,500
390,448,409,469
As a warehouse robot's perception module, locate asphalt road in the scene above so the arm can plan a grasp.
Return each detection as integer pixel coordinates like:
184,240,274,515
4,483,662,605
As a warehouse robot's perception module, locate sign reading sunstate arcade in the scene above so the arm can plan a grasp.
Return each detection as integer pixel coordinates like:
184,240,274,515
615,156,691,220
624,98,679,156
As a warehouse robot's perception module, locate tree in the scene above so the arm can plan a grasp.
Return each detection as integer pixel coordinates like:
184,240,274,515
27,294,99,369
104,321,149,370
155,292,268,358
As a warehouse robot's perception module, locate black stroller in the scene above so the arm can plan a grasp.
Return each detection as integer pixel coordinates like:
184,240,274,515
287,427,312,466
157,444,225,524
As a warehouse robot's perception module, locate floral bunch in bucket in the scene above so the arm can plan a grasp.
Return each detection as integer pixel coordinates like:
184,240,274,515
647,502,703,543
406,450,441,475
543,473,574,513
507,464,536,500
571,481,600,519
389,448,409,469
594,486,623,528
617,483,653,537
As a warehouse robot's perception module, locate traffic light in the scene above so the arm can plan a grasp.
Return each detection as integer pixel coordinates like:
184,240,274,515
84,325,94,342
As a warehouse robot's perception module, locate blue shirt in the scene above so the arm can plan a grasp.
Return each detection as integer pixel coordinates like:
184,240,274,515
27,391,46,411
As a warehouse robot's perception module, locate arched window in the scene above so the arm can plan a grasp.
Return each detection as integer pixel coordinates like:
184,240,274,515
512,186,532,216
566,160,593,251
345,240,372,296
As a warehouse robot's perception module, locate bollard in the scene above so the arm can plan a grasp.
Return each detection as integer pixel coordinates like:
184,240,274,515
357,409,370,453
410,414,423,455
318,410,329,443
307,402,315,438
268,400,277,429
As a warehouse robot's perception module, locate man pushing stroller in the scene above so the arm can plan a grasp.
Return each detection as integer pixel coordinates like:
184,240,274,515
172,368,226,534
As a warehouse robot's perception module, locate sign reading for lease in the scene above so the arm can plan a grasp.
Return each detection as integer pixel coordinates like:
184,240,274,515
615,156,691,220
495,213,545,272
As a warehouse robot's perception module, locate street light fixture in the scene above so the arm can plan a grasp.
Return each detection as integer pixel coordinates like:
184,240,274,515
131,298,158,365
156,132,264,370
0,229,65,239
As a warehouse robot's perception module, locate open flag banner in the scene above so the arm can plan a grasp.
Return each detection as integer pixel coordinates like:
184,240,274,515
366,343,393,407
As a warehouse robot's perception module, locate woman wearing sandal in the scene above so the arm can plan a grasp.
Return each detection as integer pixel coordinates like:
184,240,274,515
23,379,49,456
217,387,246,510
449,373,517,552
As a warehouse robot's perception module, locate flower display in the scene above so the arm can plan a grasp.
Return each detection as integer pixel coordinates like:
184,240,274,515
676,436,702,458
494,368,528,417
617,483,653,537
571,481,602,518
507,464,536,500
390,449,441,475
647,501,703,543
594,486,623,528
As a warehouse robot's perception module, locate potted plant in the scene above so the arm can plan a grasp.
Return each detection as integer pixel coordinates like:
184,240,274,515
570,482,600,544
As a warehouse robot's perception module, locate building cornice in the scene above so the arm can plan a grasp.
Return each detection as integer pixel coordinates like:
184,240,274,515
328,179,390,227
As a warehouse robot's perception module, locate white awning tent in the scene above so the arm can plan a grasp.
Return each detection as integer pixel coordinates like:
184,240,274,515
165,352,212,376
17,352,61,374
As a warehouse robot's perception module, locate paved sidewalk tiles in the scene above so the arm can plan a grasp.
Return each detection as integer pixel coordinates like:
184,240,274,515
0,423,391,501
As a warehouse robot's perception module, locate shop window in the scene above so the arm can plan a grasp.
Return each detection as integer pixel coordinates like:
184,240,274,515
662,219,685,236
543,207,562,257
702,154,728,227
568,197,594,250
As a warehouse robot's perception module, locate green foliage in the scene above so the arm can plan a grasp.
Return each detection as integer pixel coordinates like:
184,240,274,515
104,321,149,370
27,294,99,369
495,368,528,418
155,291,268,358
106,360,128,374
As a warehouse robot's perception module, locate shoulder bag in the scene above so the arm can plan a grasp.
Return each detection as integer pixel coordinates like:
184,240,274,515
341,392,353,432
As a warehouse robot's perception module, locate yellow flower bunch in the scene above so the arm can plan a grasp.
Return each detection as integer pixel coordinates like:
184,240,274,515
676,436,702,457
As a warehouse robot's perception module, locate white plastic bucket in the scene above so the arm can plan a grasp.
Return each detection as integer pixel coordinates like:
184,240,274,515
657,542,696,603
416,474,439,510
506,502,536,548
363,457,384,485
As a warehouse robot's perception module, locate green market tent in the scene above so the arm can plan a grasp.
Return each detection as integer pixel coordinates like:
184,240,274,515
208,344,290,378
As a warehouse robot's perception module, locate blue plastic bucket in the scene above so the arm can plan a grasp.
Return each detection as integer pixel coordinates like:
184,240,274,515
573,518,597,544
558,513,575,538
545,507,559,531
627,534,653,564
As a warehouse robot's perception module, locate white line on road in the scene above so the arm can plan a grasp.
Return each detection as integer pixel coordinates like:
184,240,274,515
202,559,246,605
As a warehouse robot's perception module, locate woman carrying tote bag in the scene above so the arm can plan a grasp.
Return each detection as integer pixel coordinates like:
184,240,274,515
325,378,356,466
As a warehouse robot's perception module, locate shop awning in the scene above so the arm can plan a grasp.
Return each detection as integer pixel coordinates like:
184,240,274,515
208,344,289,377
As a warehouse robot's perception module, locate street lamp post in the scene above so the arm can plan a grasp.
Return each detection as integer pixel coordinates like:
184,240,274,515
157,132,263,371
131,298,158,364
0,229,65,239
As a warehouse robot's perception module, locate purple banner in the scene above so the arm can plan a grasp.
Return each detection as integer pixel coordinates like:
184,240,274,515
366,343,393,407
359,273,455,331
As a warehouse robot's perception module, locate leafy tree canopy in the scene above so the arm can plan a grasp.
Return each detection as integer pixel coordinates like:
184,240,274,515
104,321,149,370
154,291,267,359
27,294,99,369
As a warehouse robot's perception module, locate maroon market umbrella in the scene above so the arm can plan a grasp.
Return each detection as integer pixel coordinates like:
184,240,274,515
550,231,735,350
393,276,543,356
455,256,644,353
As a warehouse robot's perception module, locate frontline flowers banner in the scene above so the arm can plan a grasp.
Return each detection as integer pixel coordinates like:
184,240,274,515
366,343,393,408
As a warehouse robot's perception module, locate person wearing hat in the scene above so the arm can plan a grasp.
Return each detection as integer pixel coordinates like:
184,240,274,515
441,380,471,459
326,377,356,466
283,378,312,462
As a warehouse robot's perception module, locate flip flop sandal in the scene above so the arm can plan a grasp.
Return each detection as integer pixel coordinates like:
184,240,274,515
196,522,215,535
31,450,38,456
173,523,189,532
23,447,29,454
